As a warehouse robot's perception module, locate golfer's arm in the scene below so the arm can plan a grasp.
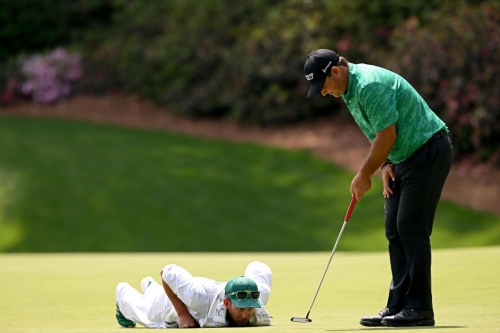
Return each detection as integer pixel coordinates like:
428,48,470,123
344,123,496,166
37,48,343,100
161,271,191,317
359,124,396,177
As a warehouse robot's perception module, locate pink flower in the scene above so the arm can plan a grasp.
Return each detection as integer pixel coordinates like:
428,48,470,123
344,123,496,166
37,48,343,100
0,90,14,103
19,48,82,103
336,39,351,53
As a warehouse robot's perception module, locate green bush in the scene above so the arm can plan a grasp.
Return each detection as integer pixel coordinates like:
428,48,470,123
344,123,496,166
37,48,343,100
2,0,498,163
0,0,66,62
0,59,19,104
81,0,492,123
0,0,115,62
385,2,500,164
80,0,318,123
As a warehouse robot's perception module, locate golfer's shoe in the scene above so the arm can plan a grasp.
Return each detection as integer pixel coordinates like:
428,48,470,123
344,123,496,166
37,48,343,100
116,302,136,328
140,276,155,294
360,308,398,326
381,308,435,327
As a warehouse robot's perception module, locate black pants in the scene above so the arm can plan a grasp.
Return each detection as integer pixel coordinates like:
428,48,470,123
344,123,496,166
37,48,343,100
384,131,453,315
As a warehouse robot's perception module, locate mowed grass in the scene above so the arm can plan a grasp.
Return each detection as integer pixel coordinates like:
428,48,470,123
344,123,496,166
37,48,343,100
0,247,499,332
0,116,499,252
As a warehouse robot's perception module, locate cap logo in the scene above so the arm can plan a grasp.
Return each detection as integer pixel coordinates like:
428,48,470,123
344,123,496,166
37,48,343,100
322,61,332,73
305,73,314,81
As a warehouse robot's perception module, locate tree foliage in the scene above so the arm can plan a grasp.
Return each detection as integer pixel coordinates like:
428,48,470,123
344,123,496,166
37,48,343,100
1,0,498,163
385,2,500,162
0,0,115,62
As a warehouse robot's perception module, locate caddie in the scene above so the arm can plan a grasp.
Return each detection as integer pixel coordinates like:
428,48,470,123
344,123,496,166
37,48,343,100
115,261,272,328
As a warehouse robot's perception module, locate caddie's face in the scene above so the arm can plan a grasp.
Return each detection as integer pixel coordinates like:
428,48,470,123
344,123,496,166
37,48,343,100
225,299,256,327
321,67,347,98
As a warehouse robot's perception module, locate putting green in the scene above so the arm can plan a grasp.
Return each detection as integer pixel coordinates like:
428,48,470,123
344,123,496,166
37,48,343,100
0,247,499,332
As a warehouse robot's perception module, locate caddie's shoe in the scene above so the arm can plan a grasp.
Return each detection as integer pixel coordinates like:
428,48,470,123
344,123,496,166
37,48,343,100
381,308,435,327
360,308,398,326
116,302,136,328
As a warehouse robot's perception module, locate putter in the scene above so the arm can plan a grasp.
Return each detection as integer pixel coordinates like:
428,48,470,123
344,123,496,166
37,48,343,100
291,197,357,323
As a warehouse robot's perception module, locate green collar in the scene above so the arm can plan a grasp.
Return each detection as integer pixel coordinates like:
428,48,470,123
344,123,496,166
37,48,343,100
342,63,357,102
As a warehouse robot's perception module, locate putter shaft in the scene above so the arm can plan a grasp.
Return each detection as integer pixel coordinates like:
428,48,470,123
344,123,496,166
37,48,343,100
292,198,357,323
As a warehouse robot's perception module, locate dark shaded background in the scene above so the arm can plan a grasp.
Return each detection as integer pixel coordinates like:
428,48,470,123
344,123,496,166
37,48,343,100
1,0,499,163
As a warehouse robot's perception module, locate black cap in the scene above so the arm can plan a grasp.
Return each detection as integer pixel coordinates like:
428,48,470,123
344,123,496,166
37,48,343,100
304,49,339,98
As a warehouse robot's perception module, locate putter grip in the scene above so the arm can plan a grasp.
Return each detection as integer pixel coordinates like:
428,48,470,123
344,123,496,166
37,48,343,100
344,197,357,222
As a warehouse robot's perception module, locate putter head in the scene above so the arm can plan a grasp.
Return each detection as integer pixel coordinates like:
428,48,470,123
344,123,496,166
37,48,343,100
291,317,312,323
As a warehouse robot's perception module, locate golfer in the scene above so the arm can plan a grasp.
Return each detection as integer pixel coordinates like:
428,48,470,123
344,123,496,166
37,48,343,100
115,261,272,328
304,49,453,327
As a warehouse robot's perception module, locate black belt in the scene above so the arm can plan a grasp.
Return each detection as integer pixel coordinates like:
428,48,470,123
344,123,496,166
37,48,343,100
415,130,449,153
392,130,450,166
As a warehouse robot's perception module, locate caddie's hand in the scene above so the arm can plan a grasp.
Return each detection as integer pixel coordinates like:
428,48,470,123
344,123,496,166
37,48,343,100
350,172,371,201
178,312,198,328
382,163,395,199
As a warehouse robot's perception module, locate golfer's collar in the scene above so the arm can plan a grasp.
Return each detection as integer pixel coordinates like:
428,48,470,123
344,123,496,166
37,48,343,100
342,64,357,102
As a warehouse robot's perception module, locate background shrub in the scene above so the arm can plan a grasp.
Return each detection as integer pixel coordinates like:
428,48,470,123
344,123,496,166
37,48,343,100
385,2,500,164
1,0,498,163
0,0,115,62
0,61,19,104
20,48,82,103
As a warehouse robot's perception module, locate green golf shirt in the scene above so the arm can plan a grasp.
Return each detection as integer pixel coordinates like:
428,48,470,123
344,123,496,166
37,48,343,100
342,63,447,164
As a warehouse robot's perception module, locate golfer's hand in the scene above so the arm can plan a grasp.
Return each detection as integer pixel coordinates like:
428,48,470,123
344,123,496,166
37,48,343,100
178,313,198,328
382,164,395,199
351,172,371,201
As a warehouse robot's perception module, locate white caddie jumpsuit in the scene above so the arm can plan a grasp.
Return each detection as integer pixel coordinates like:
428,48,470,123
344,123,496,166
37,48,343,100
115,261,272,328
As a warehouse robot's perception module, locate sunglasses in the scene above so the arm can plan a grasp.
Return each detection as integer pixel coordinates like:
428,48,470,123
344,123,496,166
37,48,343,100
228,291,260,300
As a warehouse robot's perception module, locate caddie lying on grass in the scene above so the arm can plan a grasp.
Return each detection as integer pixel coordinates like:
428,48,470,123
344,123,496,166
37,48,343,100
115,261,272,328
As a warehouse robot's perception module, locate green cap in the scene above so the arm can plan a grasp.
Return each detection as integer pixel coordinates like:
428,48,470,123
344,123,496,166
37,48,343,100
225,276,261,309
